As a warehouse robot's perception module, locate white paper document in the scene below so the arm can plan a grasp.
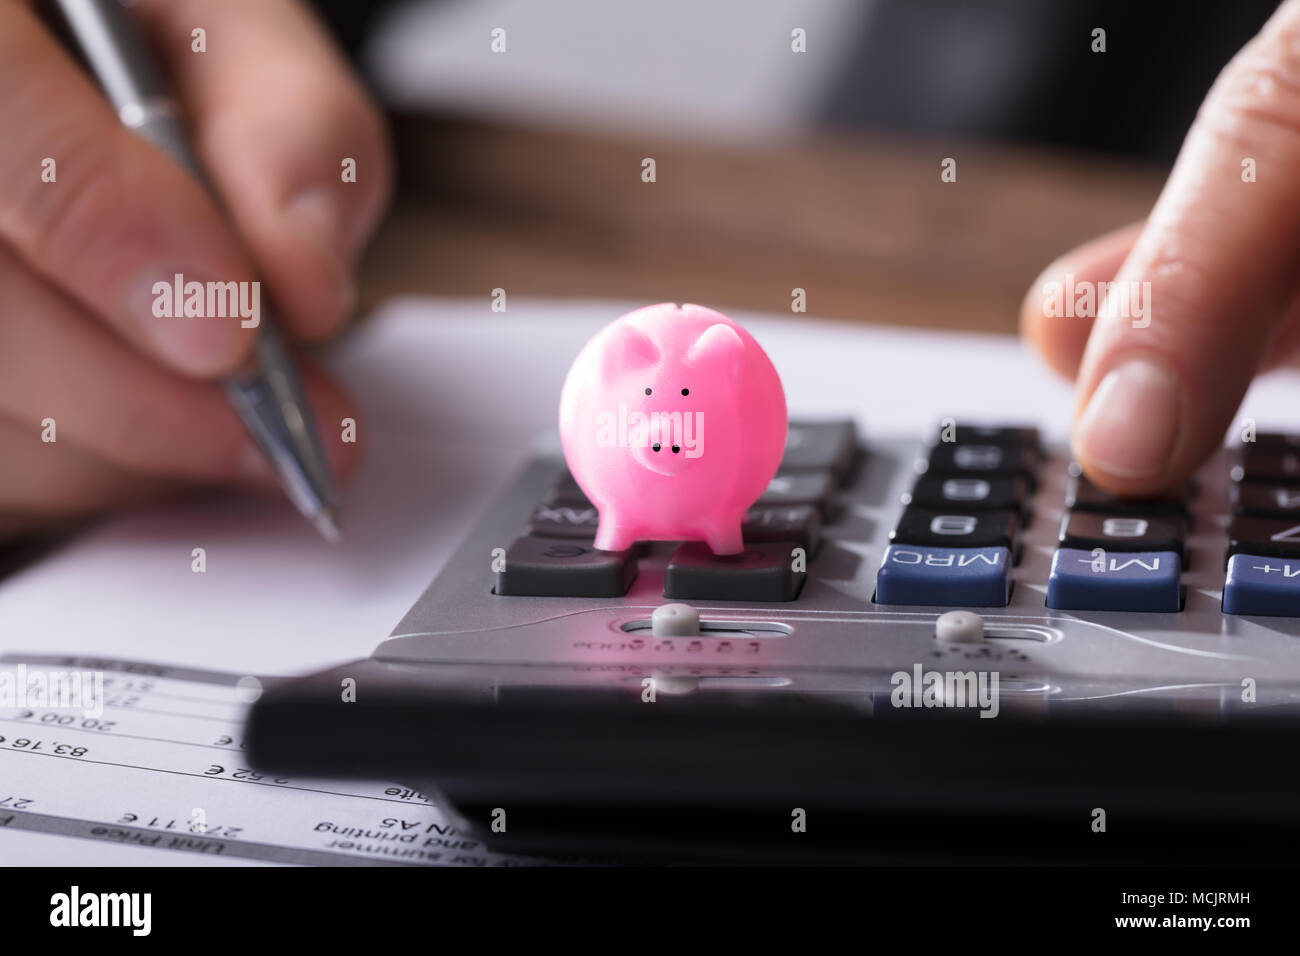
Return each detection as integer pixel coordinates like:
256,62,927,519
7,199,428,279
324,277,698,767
0,652,545,866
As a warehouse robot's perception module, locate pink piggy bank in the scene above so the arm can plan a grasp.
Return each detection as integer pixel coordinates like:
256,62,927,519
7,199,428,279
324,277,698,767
559,303,787,554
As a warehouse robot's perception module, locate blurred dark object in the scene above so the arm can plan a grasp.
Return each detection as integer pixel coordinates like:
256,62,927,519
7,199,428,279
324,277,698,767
309,0,390,57
824,0,1281,162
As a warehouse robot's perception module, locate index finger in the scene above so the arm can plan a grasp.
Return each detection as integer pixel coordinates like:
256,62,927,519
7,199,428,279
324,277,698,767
1071,0,1300,495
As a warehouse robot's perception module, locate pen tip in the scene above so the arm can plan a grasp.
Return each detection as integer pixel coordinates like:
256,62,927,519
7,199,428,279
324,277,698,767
313,508,343,544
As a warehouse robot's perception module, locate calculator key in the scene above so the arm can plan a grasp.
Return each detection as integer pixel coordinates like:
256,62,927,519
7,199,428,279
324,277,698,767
1232,447,1300,483
1230,482,1300,518
946,424,1041,454
544,472,591,507
743,505,822,555
664,541,806,602
780,420,858,481
1223,553,1300,616
757,470,836,515
1046,548,1181,612
890,507,1018,550
525,503,600,538
1058,512,1186,560
1246,432,1300,452
925,442,1037,485
874,545,1010,607
496,537,636,597
1226,516,1300,561
1065,471,1189,519
905,475,1029,514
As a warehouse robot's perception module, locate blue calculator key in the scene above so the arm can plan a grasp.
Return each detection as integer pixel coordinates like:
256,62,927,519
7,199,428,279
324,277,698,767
1046,548,1180,612
874,545,1010,607
1223,553,1300,616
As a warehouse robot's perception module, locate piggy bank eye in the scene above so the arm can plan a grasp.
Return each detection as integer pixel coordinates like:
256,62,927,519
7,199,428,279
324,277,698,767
644,387,652,396
681,388,690,396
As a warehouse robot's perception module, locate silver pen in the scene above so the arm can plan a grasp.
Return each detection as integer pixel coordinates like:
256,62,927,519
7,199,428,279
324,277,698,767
53,0,342,542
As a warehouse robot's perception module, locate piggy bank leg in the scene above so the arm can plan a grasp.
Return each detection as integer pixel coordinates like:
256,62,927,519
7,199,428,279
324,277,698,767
594,515,639,552
703,518,745,556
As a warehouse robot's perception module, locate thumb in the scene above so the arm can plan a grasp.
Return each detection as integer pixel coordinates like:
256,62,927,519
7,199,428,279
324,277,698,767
1071,0,1300,496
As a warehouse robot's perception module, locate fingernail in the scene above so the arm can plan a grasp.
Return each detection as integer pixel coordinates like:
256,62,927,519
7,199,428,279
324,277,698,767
282,189,357,316
123,269,251,376
1073,357,1181,480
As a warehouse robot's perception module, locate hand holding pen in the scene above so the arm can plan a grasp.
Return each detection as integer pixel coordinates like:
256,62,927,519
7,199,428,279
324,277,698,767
0,0,391,540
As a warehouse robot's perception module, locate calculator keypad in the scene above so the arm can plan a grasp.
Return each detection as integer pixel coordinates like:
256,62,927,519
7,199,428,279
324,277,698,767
495,421,1300,617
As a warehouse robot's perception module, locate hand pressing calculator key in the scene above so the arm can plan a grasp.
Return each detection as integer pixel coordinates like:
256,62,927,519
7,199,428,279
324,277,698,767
247,415,1300,863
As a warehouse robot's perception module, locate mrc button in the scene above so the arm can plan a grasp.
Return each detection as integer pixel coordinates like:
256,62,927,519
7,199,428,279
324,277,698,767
874,544,1010,607
1223,554,1300,617
1046,548,1181,613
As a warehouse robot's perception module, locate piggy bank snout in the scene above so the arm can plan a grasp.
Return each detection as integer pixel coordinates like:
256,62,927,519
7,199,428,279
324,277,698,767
624,405,704,474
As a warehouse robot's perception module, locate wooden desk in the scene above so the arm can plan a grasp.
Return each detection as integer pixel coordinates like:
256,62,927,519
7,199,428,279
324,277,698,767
361,113,1167,335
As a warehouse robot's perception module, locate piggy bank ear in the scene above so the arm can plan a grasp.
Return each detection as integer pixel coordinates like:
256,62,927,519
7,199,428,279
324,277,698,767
603,324,659,380
686,323,744,386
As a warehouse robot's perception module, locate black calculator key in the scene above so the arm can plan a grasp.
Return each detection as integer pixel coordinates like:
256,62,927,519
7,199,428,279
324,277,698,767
525,503,600,538
544,472,591,507
496,537,636,597
890,507,1018,550
664,541,806,602
756,470,835,515
925,441,1037,484
780,420,858,481
1230,483,1300,518
743,505,822,555
1065,471,1189,519
1233,447,1300,483
1059,512,1186,558
905,474,1028,513
947,424,1041,454
1227,515,1300,560
1248,432,1300,452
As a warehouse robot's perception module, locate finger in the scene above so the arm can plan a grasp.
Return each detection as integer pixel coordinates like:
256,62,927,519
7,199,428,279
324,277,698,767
0,414,177,517
135,0,393,341
0,3,258,375
0,243,361,484
1020,221,1143,381
1071,0,1300,496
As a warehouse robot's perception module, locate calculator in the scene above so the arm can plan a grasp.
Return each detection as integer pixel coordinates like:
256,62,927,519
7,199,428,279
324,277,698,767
246,420,1300,863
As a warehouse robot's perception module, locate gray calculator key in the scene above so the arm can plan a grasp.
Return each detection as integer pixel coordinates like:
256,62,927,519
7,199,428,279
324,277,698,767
780,420,858,480
544,473,591,507
743,505,822,555
1231,483,1300,518
496,537,636,597
664,540,806,602
757,470,835,515
525,503,600,538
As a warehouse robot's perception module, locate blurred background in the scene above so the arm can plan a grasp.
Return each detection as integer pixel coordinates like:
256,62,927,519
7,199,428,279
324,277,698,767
312,0,1277,332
